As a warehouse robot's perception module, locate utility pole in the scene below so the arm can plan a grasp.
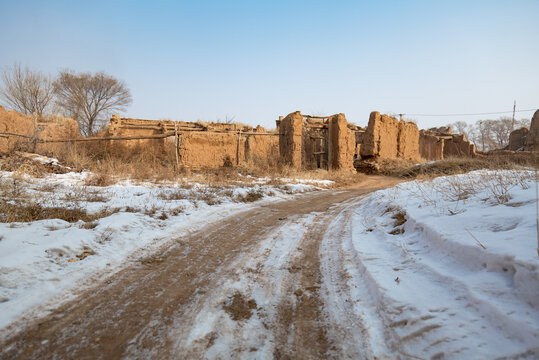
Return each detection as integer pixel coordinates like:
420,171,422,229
511,100,516,132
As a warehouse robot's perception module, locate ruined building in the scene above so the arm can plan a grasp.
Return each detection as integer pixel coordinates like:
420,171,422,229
276,111,358,171
419,127,476,160
360,112,420,161
106,116,278,168
501,109,539,152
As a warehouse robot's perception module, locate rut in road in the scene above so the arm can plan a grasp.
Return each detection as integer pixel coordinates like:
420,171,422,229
0,176,400,359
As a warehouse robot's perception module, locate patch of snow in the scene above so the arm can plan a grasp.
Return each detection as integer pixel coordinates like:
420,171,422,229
0,170,322,330
320,169,539,359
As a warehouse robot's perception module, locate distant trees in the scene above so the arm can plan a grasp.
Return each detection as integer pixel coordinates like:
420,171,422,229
0,63,54,117
0,64,132,137
449,117,531,151
53,71,132,136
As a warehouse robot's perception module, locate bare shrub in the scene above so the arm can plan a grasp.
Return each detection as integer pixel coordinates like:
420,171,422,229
236,189,264,203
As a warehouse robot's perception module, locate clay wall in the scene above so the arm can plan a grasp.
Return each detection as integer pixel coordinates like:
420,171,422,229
507,128,529,151
0,105,34,152
527,110,539,151
360,111,420,161
443,134,475,158
419,131,444,160
278,111,303,168
0,105,80,153
328,113,355,171
107,117,279,169
397,121,420,160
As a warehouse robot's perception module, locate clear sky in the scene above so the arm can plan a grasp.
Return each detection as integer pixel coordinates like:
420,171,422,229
0,0,538,129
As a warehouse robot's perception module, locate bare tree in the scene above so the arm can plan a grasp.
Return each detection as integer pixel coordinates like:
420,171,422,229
0,63,54,117
449,121,469,138
53,70,132,136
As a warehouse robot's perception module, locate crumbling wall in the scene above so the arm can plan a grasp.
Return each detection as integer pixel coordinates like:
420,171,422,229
105,116,168,149
179,132,243,168
527,110,539,151
328,113,355,171
443,134,475,158
0,105,80,154
419,131,444,160
279,111,303,168
360,111,420,161
245,131,279,166
397,121,420,160
507,127,529,151
0,105,34,152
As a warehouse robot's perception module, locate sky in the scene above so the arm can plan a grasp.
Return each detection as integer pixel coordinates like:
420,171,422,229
0,0,538,129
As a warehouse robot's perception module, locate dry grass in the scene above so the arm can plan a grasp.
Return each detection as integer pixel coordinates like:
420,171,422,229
372,154,538,179
0,201,117,223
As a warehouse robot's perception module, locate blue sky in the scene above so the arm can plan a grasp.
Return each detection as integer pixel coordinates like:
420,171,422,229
0,0,538,129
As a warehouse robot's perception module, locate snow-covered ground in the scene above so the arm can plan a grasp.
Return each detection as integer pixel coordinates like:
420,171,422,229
321,169,539,359
0,167,328,330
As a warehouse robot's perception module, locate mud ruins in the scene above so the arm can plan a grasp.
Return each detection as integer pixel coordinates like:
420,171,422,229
1,105,485,170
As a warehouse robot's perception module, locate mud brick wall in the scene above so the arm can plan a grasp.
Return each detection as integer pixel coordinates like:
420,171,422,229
527,110,539,151
419,132,444,160
179,132,243,168
0,105,34,152
507,128,529,151
106,116,168,149
443,134,475,158
328,113,355,170
279,111,303,168
397,121,420,160
360,111,420,161
0,105,79,153
244,133,279,165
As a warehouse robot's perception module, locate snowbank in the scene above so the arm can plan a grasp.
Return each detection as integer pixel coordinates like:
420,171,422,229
321,170,539,359
0,169,323,330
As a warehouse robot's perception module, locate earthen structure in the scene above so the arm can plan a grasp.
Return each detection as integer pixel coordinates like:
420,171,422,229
527,110,539,151
277,111,358,171
360,112,420,161
105,116,278,168
419,126,476,160
507,128,529,151
0,105,79,153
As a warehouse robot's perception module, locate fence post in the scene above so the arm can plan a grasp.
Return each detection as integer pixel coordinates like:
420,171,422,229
174,122,179,171
236,130,242,166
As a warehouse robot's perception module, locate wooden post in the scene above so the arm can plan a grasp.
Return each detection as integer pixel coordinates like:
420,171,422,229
236,130,242,166
174,122,179,171
32,110,38,153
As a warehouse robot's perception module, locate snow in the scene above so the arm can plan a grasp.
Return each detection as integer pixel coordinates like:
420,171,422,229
172,214,316,359
0,169,324,330
320,169,539,359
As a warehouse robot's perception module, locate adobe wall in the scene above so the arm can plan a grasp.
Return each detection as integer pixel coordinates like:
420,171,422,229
328,113,355,171
0,105,80,153
245,131,279,165
507,127,529,151
179,132,242,168
527,110,539,151
419,131,444,160
278,111,303,168
397,121,420,160
0,105,34,152
443,134,475,158
360,111,420,161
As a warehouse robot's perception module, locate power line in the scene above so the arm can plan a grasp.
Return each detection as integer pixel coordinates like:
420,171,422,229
402,108,537,117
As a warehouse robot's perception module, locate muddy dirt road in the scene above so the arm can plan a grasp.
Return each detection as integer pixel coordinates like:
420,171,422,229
0,176,401,359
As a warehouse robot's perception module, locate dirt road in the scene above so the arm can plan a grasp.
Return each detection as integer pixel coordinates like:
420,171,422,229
0,176,401,360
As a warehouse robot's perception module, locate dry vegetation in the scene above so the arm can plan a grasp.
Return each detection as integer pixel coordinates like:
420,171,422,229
368,153,538,179
29,141,366,188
